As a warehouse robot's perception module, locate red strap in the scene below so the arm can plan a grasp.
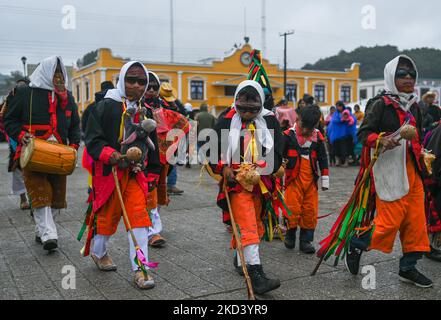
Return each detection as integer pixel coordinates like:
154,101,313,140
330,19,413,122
287,149,298,157
224,108,236,119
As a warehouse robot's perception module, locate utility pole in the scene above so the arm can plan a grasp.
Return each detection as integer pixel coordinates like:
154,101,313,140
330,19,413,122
279,30,294,100
261,0,266,53
170,0,174,63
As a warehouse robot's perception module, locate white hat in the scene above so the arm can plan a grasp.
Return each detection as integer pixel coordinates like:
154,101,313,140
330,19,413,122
184,103,193,112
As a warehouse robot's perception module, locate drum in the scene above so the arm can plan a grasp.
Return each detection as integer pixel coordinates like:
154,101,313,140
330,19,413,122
20,138,77,175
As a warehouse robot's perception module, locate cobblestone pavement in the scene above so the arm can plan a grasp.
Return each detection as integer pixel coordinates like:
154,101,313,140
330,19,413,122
0,143,440,300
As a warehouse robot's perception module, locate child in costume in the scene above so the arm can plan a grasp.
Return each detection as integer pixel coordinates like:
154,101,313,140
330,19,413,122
283,105,329,253
318,55,432,288
208,80,283,295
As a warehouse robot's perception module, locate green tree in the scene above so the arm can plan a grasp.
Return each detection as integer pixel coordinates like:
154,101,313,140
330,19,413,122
302,45,441,80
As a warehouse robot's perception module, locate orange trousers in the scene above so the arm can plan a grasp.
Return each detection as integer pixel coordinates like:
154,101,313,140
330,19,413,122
96,171,152,236
369,155,430,254
229,190,264,248
285,157,318,230
146,188,158,210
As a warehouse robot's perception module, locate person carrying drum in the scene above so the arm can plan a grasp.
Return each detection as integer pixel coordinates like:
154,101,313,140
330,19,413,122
4,56,81,252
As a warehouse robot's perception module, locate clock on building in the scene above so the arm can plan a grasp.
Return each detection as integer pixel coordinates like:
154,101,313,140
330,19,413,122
240,52,251,66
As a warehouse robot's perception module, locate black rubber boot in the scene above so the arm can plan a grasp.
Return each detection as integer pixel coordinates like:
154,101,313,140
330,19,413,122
299,229,315,254
284,227,297,249
43,239,58,251
248,264,281,295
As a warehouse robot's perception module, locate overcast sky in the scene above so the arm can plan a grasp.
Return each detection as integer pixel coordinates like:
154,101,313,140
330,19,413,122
1,0,440,74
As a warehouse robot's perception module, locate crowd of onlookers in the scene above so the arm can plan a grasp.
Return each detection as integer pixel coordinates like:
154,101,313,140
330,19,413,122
274,95,363,167
324,101,362,167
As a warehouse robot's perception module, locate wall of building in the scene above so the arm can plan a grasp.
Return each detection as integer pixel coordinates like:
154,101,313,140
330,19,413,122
72,45,360,115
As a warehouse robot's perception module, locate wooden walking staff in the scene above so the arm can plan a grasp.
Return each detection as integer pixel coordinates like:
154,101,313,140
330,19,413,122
112,166,157,276
222,171,256,300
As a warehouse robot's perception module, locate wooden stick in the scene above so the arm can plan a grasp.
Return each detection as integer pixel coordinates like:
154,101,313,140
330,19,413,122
223,172,256,300
112,167,138,248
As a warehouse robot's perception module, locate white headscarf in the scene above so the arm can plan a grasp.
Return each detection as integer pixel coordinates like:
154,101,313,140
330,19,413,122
384,55,418,112
29,56,68,91
226,80,274,164
105,61,149,110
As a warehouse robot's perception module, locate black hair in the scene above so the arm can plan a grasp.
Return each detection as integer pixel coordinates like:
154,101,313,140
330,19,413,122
16,78,30,85
236,86,261,103
299,105,321,129
303,94,314,106
330,106,336,111
335,100,345,108
127,62,145,73
100,81,114,91
148,72,159,84
264,94,274,110
398,57,415,70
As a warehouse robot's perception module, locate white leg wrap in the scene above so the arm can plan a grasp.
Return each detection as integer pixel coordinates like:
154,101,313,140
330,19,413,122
129,227,149,271
237,244,260,266
92,235,110,259
33,206,58,242
147,207,163,239
12,170,26,195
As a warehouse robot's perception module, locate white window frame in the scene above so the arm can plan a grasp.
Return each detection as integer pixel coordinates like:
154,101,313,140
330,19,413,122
112,73,119,87
188,76,207,101
74,80,81,104
286,81,299,102
340,84,352,103
84,78,90,103
313,82,327,103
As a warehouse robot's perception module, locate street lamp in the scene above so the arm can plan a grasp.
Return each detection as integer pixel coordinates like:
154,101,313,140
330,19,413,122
21,56,27,77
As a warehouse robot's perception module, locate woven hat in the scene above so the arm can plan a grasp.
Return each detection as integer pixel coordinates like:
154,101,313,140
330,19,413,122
159,82,177,102
422,91,437,102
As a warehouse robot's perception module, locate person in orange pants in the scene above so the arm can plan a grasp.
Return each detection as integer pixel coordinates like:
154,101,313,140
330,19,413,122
346,55,432,288
208,80,283,295
283,106,329,253
84,61,161,290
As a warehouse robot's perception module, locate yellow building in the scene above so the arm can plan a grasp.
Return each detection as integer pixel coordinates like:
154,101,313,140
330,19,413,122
72,44,360,115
